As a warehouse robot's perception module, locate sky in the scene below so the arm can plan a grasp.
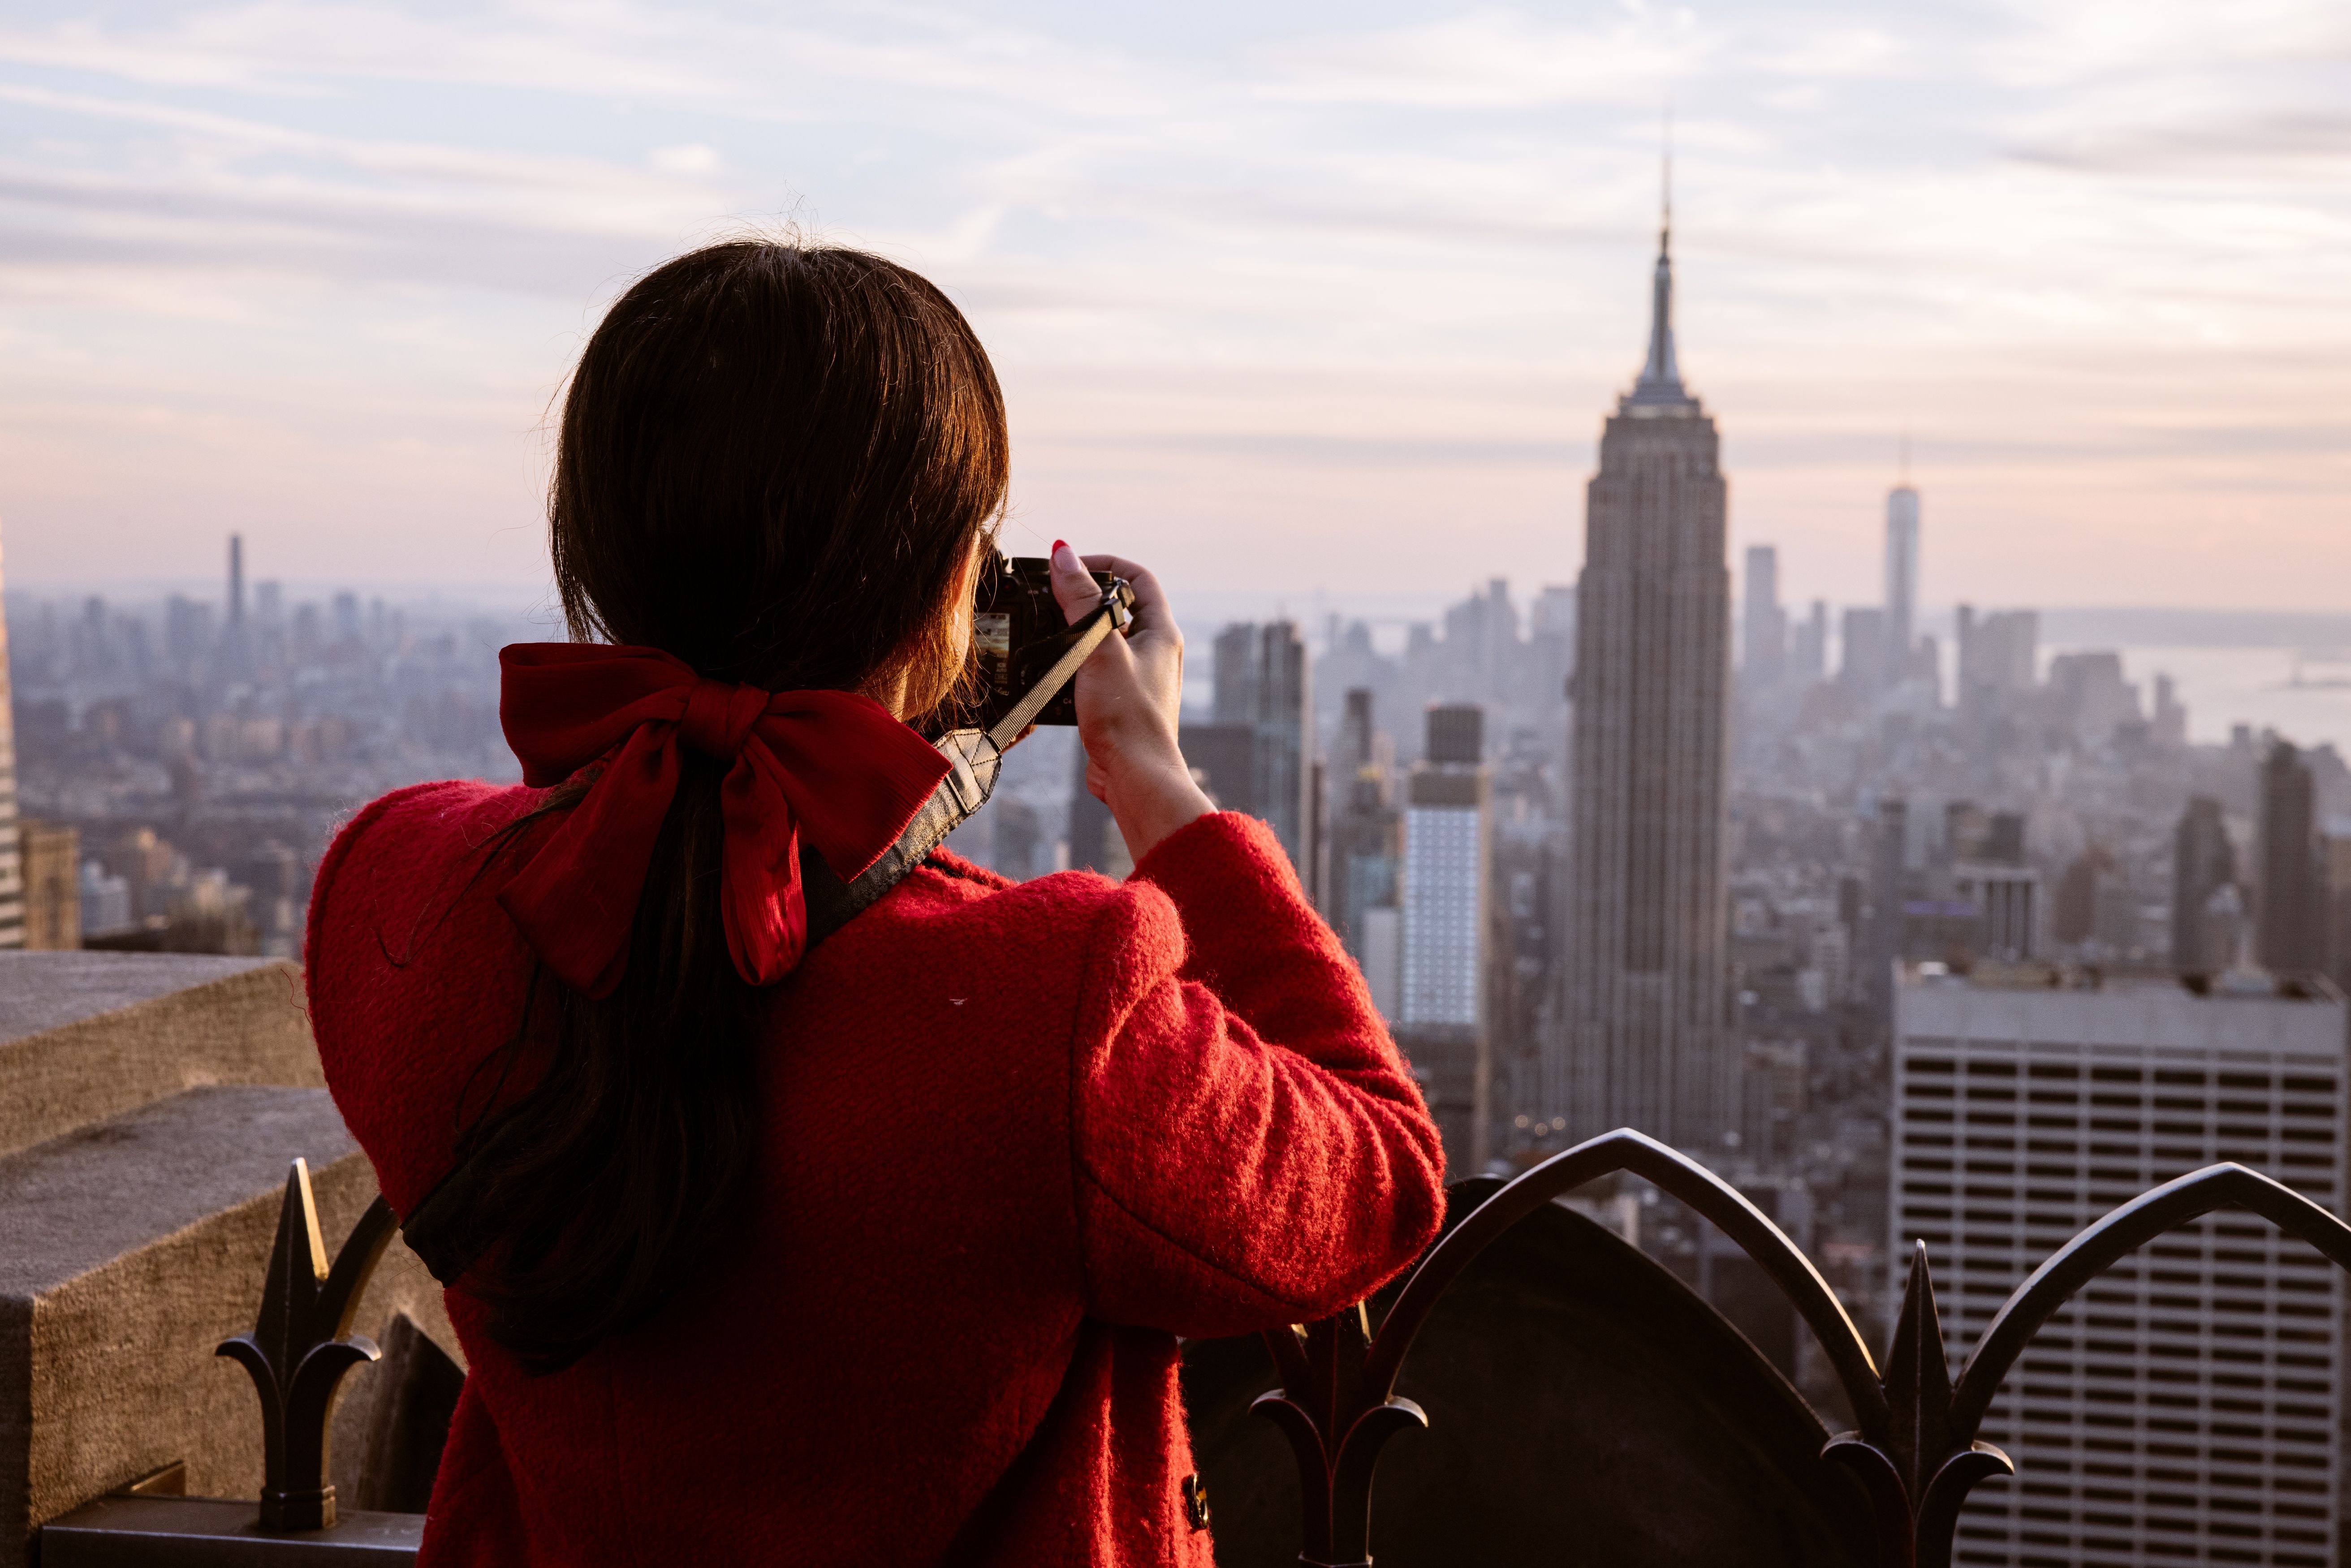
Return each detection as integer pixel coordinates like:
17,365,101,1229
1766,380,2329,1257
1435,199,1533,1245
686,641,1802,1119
0,0,2346,617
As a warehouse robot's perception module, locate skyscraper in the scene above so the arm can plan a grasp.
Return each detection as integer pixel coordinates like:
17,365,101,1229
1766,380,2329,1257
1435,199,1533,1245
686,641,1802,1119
2257,740,2325,977
1741,544,1786,686
1840,607,1888,698
1884,483,1920,667
1331,688,1400,967
1251,622,1311,872
1791,599,1829,684
1401,703,1492,1173
2172,795,2238,978
0,523,22,949
1193,620,1313,875
1554,196,1731,1148
1185,620,1316,879
228,533,246,634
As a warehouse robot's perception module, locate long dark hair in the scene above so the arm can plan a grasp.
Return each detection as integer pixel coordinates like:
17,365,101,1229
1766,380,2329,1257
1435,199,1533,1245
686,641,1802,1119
466,241,1008,1369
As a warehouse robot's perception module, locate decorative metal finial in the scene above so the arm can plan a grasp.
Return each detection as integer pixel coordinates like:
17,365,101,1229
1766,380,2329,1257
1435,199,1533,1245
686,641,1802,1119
1822,1243,2013,1568
216,1160,400,1531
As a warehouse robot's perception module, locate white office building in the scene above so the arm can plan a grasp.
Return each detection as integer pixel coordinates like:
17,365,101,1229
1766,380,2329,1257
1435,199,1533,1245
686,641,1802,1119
1894,967,2346,1568
1398,704,1491,1173
1400,804,1483,1030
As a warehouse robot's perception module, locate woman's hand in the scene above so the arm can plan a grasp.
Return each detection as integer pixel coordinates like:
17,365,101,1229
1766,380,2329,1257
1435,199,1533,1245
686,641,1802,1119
1048,541,1215,866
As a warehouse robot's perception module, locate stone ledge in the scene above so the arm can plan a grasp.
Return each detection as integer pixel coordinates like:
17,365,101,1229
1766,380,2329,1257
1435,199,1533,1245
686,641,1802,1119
1,1086,457,1568
0,954,319,1160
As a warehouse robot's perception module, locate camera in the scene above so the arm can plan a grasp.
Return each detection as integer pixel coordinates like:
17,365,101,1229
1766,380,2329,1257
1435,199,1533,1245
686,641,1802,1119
969,552,1130,728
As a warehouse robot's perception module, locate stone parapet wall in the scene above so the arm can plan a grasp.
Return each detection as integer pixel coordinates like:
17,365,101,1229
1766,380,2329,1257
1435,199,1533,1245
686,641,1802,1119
0,954,322,1160
0,952,458,1568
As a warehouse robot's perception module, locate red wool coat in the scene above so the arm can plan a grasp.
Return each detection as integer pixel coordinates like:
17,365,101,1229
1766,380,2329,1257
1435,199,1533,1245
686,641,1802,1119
306,783,1446,1566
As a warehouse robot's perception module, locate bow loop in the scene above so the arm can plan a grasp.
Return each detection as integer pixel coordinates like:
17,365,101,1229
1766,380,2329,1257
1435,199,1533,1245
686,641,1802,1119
494,644,953,998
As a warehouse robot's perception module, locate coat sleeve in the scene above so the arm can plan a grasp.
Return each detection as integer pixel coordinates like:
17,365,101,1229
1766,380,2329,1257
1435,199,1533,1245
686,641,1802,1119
1068,812,1447,1338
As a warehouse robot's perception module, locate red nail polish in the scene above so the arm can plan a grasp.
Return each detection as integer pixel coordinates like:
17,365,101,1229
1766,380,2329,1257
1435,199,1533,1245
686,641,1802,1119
1051,539,1068,555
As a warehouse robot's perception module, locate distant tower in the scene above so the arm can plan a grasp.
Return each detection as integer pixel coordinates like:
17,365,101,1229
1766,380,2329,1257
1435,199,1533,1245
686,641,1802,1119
1790,600,1829,684
1839,607,1887,698
2172,795,2236,977
1332,689,1401,964
224,533,250,679
0,521,22,948
1251,621,1311,872
1885,481,1920,668
1554,179,1732,1147
1741,545,1786,686
2257,741,2324,975
228,534,246,632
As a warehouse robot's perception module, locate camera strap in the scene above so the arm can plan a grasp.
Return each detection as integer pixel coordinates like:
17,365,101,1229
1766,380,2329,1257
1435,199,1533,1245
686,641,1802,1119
799,576,1134,943
397,581,1135,1289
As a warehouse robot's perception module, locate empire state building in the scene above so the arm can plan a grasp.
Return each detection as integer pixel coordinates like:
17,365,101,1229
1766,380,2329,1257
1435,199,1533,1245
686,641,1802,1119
1554,206,1732,1148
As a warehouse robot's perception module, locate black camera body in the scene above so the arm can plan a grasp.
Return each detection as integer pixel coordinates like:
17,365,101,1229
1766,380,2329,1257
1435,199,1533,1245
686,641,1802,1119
971,554,1128,728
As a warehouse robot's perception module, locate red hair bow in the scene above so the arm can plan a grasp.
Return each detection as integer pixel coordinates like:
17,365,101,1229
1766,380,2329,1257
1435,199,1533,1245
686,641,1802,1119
495,644,952,998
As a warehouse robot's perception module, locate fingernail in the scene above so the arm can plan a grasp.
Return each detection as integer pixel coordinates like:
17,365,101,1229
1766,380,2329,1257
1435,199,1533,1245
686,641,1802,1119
1052,540,1076,570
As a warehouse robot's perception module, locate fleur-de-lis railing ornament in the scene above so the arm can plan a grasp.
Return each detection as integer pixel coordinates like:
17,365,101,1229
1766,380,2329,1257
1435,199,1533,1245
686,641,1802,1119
1252,1129,2351,1568
216,1159,401,1530
1250,1302,1427,1567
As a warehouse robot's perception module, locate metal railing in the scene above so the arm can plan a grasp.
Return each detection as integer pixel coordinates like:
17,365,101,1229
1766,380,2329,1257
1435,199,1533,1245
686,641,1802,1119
1248,1128,2351,1568
37,1129,2351,1565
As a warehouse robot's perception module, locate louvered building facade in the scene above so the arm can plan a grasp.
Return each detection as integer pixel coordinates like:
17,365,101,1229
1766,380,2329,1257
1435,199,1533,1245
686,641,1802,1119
1894,970,2346,1567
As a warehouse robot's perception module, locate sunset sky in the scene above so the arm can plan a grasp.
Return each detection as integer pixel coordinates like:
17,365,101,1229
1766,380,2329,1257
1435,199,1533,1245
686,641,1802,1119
0,0,2345,618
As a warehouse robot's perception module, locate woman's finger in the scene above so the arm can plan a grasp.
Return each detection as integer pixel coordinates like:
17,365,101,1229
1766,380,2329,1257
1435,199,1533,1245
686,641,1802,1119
1049,541,1102,626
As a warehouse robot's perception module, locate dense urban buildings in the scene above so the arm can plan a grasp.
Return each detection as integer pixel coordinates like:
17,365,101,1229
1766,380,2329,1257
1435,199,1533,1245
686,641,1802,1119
1895,968,2346,1568
1553,204,1733,1150
2,532,528,957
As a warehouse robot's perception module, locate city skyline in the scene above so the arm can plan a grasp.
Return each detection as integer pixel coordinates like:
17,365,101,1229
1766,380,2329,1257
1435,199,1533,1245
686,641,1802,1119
1,2,2347,608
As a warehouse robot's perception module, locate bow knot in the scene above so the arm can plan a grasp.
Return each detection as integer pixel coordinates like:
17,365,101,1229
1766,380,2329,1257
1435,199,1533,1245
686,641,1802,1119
680,678,768,762
494,644,953,997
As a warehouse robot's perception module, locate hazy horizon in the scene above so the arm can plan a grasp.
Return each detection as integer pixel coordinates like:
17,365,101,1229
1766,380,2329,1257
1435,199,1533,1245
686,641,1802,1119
1,1,2347,611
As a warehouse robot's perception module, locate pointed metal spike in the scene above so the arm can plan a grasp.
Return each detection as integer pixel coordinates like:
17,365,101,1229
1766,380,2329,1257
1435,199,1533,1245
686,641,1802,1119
1884,1238,1957,1504
252,1163,310,1371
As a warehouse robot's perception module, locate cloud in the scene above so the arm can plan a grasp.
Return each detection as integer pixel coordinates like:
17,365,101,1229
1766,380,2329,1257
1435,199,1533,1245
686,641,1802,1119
2011,110,2351,175
1252,9,1705,108
0,0,2345,604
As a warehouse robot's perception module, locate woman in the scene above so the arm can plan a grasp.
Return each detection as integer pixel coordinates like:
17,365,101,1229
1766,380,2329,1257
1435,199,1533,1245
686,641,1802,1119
307,240,1445,1566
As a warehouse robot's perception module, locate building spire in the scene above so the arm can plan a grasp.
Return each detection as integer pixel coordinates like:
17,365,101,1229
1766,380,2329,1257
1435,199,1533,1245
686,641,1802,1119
1626,113,1694,411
